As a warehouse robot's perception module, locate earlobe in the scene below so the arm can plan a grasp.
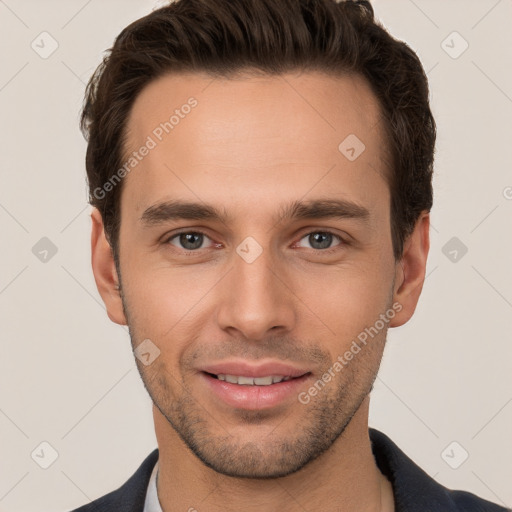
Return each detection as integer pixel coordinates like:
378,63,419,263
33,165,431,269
389,211,430,328
90,208,127,325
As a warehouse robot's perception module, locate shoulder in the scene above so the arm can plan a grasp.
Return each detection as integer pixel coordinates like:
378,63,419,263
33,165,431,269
68,449,159,512
369,428,510,512
449,489,511,512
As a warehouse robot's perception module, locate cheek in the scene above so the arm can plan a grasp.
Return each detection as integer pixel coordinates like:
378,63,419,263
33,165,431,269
295,258,394,340
122,259,219,342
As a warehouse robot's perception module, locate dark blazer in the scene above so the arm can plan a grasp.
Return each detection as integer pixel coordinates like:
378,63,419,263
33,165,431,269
69,428,510,512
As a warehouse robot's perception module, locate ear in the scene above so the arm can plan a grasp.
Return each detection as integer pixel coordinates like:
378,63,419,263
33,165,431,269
389,211,430,328
90,207,127,325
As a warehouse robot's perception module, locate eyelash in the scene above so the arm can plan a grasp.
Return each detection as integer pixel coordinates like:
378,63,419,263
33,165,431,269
163,229,347,255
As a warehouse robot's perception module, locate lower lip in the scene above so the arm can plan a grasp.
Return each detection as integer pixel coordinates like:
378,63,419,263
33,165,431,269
200,372,311,410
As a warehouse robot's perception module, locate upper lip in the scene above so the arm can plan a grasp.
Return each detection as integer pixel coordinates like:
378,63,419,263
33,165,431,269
200,360,310,378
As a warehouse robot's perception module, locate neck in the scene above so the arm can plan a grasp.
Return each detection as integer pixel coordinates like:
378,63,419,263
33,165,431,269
154,397,394,512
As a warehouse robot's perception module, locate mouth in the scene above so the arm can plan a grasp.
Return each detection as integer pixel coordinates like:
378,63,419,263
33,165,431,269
199,370,312,410
204,372,301,386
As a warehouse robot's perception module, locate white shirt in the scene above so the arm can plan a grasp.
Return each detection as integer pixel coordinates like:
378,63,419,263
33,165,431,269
143,459,163,512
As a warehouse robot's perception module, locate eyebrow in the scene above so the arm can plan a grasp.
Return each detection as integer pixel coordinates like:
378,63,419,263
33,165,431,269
139,198,370,227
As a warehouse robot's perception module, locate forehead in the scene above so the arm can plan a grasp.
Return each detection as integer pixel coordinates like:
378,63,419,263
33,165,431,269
121,70,389,222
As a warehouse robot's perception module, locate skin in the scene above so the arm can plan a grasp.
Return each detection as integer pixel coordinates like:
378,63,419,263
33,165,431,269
91,71,429,512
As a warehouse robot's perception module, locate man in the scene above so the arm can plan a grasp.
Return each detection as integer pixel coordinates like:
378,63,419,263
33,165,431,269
71,0,508,511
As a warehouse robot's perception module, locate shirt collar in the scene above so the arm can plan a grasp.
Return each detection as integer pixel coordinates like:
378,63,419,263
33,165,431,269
143,459,163,512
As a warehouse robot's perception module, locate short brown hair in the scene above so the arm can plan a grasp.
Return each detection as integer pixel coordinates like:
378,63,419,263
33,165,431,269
80,0,435,263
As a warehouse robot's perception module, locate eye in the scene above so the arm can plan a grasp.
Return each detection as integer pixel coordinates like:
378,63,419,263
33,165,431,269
166,231,213,251
296,231,343,251
163,229,345,254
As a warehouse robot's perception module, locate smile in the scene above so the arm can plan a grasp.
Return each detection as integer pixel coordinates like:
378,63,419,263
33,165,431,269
212,374,294,385
201,371,311,410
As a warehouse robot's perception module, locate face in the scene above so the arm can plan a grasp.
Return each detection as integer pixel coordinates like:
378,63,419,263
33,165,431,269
94,71,423,479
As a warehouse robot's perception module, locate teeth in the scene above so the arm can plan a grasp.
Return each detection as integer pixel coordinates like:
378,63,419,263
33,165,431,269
237,376,255,385
254,376,273,385
215,374,293,386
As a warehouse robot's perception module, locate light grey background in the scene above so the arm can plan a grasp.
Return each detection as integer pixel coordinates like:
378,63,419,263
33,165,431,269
0,0,511,511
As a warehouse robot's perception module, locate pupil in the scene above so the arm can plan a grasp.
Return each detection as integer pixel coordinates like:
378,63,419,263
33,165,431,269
310,232,331,249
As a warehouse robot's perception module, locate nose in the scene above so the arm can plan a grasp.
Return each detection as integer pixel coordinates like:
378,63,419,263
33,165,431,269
215,243,297,340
